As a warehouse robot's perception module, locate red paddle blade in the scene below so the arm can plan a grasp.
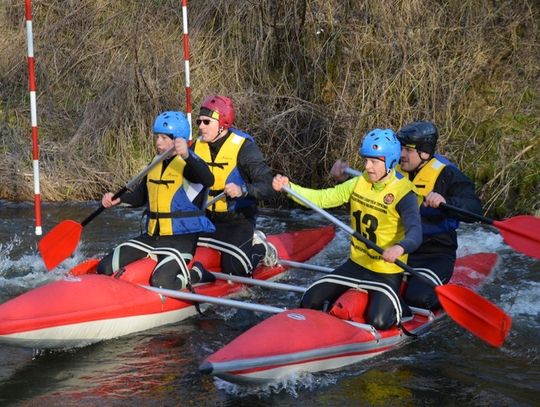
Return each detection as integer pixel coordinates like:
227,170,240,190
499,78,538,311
68,258,100,276
38,220,83,271
435,284,512,347
495,216,540,259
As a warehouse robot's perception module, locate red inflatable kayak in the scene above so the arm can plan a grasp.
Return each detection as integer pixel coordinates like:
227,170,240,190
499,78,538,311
0,226,334,349
200,253,499,384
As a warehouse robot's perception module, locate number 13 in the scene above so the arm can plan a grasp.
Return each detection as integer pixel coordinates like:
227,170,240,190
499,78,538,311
352,210,378,244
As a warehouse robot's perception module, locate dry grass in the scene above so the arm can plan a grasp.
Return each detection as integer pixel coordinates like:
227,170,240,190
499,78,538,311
0,0,538,216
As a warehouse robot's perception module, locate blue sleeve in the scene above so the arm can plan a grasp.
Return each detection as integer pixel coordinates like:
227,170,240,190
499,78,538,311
395,191,422,253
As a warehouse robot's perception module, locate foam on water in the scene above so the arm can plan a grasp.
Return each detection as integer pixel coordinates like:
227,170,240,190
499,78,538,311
456,224,506,256
213,370,338,398
502,280,540,318
0,236,92,302
0,203,538,403
0,235,48,290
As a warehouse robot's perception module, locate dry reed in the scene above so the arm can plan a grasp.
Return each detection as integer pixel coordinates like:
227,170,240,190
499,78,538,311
0,0,538,216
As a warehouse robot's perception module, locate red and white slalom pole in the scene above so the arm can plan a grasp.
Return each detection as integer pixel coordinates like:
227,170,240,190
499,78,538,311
181,0,193,140
25,0,42,235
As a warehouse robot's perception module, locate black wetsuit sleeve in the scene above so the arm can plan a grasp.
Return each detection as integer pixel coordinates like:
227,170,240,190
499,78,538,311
237,139,276,201
119,177,148,208
396,191,422,253
436,166,482,222
183,151,215,187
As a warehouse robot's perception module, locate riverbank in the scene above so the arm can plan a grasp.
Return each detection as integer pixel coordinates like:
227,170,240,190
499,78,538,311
1,1,538,217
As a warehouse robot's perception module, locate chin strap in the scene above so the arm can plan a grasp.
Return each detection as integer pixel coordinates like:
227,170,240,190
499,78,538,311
408,151,432,175
376,169,391,182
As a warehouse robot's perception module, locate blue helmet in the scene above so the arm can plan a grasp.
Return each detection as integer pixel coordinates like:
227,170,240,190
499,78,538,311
152,111,190,140
359,128,400,172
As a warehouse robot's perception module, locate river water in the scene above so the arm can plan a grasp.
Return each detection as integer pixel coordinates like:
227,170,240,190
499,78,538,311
0,200,538,406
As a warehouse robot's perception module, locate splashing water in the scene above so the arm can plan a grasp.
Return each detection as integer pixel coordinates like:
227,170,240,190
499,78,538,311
213,371,339,398
0,204,538,405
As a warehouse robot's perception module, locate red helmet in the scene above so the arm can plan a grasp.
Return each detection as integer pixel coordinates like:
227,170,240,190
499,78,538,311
200,95,235,129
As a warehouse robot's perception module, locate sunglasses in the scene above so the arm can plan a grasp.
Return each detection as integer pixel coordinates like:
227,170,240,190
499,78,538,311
196,119,213,126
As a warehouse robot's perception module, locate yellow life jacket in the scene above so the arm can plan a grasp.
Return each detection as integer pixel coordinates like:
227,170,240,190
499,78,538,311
194,132,247,213
349,171,416,274
397,156,460,235
396,157,446,198
146,156,211,236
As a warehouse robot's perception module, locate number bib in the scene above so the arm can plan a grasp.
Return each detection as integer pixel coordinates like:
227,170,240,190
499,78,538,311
349,172,415,274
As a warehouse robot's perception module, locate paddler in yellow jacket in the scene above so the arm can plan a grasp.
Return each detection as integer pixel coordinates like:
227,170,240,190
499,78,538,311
192,95,277,276
97,111,216,289
273,129,422,330
331,121,482,310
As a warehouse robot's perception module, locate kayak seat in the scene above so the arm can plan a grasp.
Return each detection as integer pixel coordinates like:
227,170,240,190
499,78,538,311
329,288,368,323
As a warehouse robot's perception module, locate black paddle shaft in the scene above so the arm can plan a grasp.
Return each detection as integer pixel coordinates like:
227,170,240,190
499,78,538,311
440,203,493,225
81,186,129,227
344,168,493,225
80,147,175,228
349,229,427,281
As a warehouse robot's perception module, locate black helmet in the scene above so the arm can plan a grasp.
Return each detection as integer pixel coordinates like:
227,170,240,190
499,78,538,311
396,121,438,155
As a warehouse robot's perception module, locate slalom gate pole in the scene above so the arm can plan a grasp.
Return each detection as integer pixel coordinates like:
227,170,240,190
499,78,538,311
25,0,42,236
181,0,193,140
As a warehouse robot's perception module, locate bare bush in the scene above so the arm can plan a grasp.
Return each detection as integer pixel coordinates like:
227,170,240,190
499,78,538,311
0,0,538,216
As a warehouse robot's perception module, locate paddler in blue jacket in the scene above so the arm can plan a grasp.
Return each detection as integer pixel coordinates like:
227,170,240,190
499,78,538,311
96,111,216,289
332,121,482,310
273,129,422,330
192,95,277,276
